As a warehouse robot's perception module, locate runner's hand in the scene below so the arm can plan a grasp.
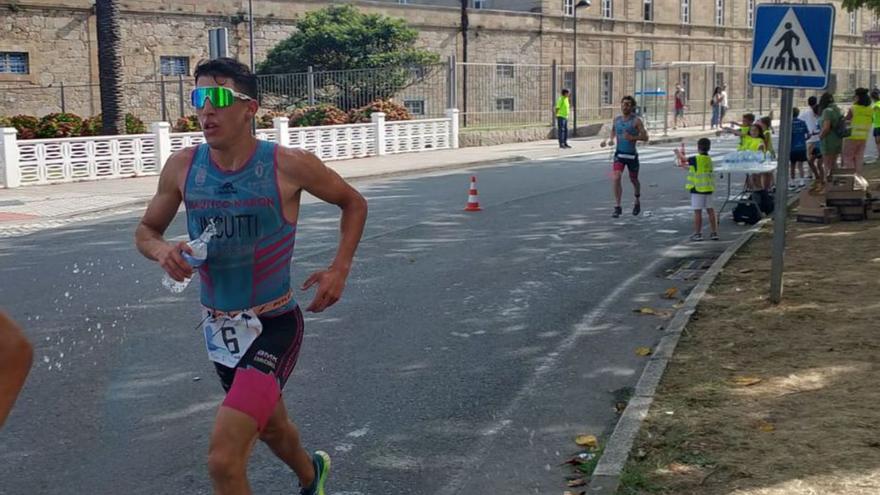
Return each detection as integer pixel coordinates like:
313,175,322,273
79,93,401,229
301,267,347,312
157,241,194,282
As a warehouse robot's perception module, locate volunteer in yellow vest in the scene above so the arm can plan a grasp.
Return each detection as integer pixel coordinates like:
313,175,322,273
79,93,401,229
683,138,718,242
842,87,872,174
720,113,755,150
555,88,571,149
871,88,880,165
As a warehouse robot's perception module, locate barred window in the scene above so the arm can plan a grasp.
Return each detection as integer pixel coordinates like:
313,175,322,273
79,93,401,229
602,0,613,19
602,72,613,105
680,0,690,24
747,0,755,28
496,98,515,112
0,52,29,74
563,0,574,16
850,11,858,34
644,0,653,21
496,61,515,79
681,72,691,100
404,99,425,116
715,0,724,26
160,56,189,76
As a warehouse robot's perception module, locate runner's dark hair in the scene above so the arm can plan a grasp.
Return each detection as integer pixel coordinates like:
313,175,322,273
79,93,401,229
193,58,258,99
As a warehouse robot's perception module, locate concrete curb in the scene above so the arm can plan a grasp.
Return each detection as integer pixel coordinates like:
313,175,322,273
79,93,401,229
586,193,800,494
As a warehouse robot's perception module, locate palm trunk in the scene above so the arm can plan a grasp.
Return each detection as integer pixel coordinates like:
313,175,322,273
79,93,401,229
96,0,125,135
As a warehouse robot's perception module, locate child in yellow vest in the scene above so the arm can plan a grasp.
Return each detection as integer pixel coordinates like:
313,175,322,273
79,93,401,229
681,138,718,241
842,87,872,174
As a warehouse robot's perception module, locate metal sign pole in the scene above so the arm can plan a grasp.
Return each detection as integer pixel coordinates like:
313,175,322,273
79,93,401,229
769,88,794,303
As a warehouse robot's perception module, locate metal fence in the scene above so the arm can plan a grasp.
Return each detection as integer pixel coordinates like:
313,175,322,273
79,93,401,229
1,62,874,133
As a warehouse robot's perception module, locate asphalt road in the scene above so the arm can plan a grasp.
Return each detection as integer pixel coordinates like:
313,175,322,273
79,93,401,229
0,138,750,495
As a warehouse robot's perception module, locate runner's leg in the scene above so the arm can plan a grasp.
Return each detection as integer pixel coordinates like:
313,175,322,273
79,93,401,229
260,400,316,488
208,407,260,495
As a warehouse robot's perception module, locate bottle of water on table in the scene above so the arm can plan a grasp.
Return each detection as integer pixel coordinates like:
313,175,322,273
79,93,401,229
162,220,217,293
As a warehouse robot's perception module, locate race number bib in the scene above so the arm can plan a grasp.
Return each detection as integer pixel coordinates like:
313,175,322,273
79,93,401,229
202,310,263,368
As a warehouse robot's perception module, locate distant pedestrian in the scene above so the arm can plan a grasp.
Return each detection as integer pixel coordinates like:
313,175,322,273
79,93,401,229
871,89,880,161
673,84,687,129
679,138,718,242
799,96,822,182
555,88,572,149
790,107,811,188
719,84,730,122
842,87,872,174
818,91,844,181
710,86,722,129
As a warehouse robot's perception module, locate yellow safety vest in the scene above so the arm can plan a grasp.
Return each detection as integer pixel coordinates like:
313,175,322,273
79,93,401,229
850,103,872,140
743,135,764,152
737,125,750,150
686,154,715,193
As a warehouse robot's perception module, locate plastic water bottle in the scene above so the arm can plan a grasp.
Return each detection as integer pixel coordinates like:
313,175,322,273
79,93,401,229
162,220,217,293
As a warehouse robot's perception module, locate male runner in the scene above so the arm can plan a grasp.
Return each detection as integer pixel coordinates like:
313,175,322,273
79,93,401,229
605,95,649,218
134,58,367,495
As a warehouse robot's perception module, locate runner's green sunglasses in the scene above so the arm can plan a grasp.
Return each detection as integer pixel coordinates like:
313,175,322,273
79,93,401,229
190,86,253,109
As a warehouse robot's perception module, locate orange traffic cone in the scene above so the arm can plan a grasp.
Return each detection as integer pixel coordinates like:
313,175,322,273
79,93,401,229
464,175,482,212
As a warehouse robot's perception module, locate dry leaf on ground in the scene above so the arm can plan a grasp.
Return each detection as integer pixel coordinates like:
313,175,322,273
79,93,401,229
663,287,679,299
635,307,656,314
636,347,653,356
574,434,598,448
566,478,587,487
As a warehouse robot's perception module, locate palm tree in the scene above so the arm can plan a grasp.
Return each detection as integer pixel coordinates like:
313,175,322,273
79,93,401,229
95,0,125,135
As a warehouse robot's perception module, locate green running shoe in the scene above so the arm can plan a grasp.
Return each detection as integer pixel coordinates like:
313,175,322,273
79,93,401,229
301,451,331,495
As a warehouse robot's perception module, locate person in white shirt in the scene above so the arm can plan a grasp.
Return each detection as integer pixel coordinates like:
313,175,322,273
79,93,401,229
719,84,730,123
799,96,822,181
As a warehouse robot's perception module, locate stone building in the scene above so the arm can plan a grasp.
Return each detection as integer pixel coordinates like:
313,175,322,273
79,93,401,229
0,0,876,129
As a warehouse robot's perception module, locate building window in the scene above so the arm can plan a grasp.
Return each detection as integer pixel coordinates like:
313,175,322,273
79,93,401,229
398,0,408,4
849,72,857,90
602,72,613,105
715,0,724,26
680,0,690,24
496,98,515,112
563,71,574,92
602,0,613,19
160,56,189,76
747,0,755,28
563,0,574,16
644,0,653,21
681,72,690,100
472,0,485,9
404,99,425,115
850,11,858,34
0,52,29,74
496,61,515,79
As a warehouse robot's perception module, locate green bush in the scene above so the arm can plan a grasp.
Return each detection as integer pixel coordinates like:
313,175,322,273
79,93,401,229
125,113,147,134
36,113,84,138
288,104,349,127
348,99,412,123
174,115,201,132
81,113,148,136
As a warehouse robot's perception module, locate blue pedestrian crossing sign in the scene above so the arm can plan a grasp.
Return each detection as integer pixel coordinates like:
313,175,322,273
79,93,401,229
750,4,835,89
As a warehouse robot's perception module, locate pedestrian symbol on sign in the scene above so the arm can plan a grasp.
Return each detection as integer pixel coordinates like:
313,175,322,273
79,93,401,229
752,8,823,78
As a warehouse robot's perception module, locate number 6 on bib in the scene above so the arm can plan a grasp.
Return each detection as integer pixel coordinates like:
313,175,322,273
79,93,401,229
203,310,263,368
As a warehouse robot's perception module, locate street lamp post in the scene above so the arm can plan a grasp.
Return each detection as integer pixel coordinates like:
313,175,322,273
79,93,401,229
572,0,591,137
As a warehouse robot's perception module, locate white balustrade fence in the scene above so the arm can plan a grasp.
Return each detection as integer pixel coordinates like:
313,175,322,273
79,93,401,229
0,109,459,188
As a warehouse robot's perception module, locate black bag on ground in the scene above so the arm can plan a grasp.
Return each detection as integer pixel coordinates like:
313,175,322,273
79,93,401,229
752,190,774,215
733,201,762,224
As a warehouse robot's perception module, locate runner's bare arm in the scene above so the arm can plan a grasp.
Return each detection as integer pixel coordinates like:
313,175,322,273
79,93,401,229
135,149,196,281
607,121,616,146
279,148,368,312
0,311,32,429
633,118,649,142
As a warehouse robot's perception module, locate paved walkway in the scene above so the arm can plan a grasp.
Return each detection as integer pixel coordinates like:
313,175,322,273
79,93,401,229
0,127,715,228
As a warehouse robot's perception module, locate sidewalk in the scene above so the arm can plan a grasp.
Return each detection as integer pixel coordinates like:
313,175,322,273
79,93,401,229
0,126,714,228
